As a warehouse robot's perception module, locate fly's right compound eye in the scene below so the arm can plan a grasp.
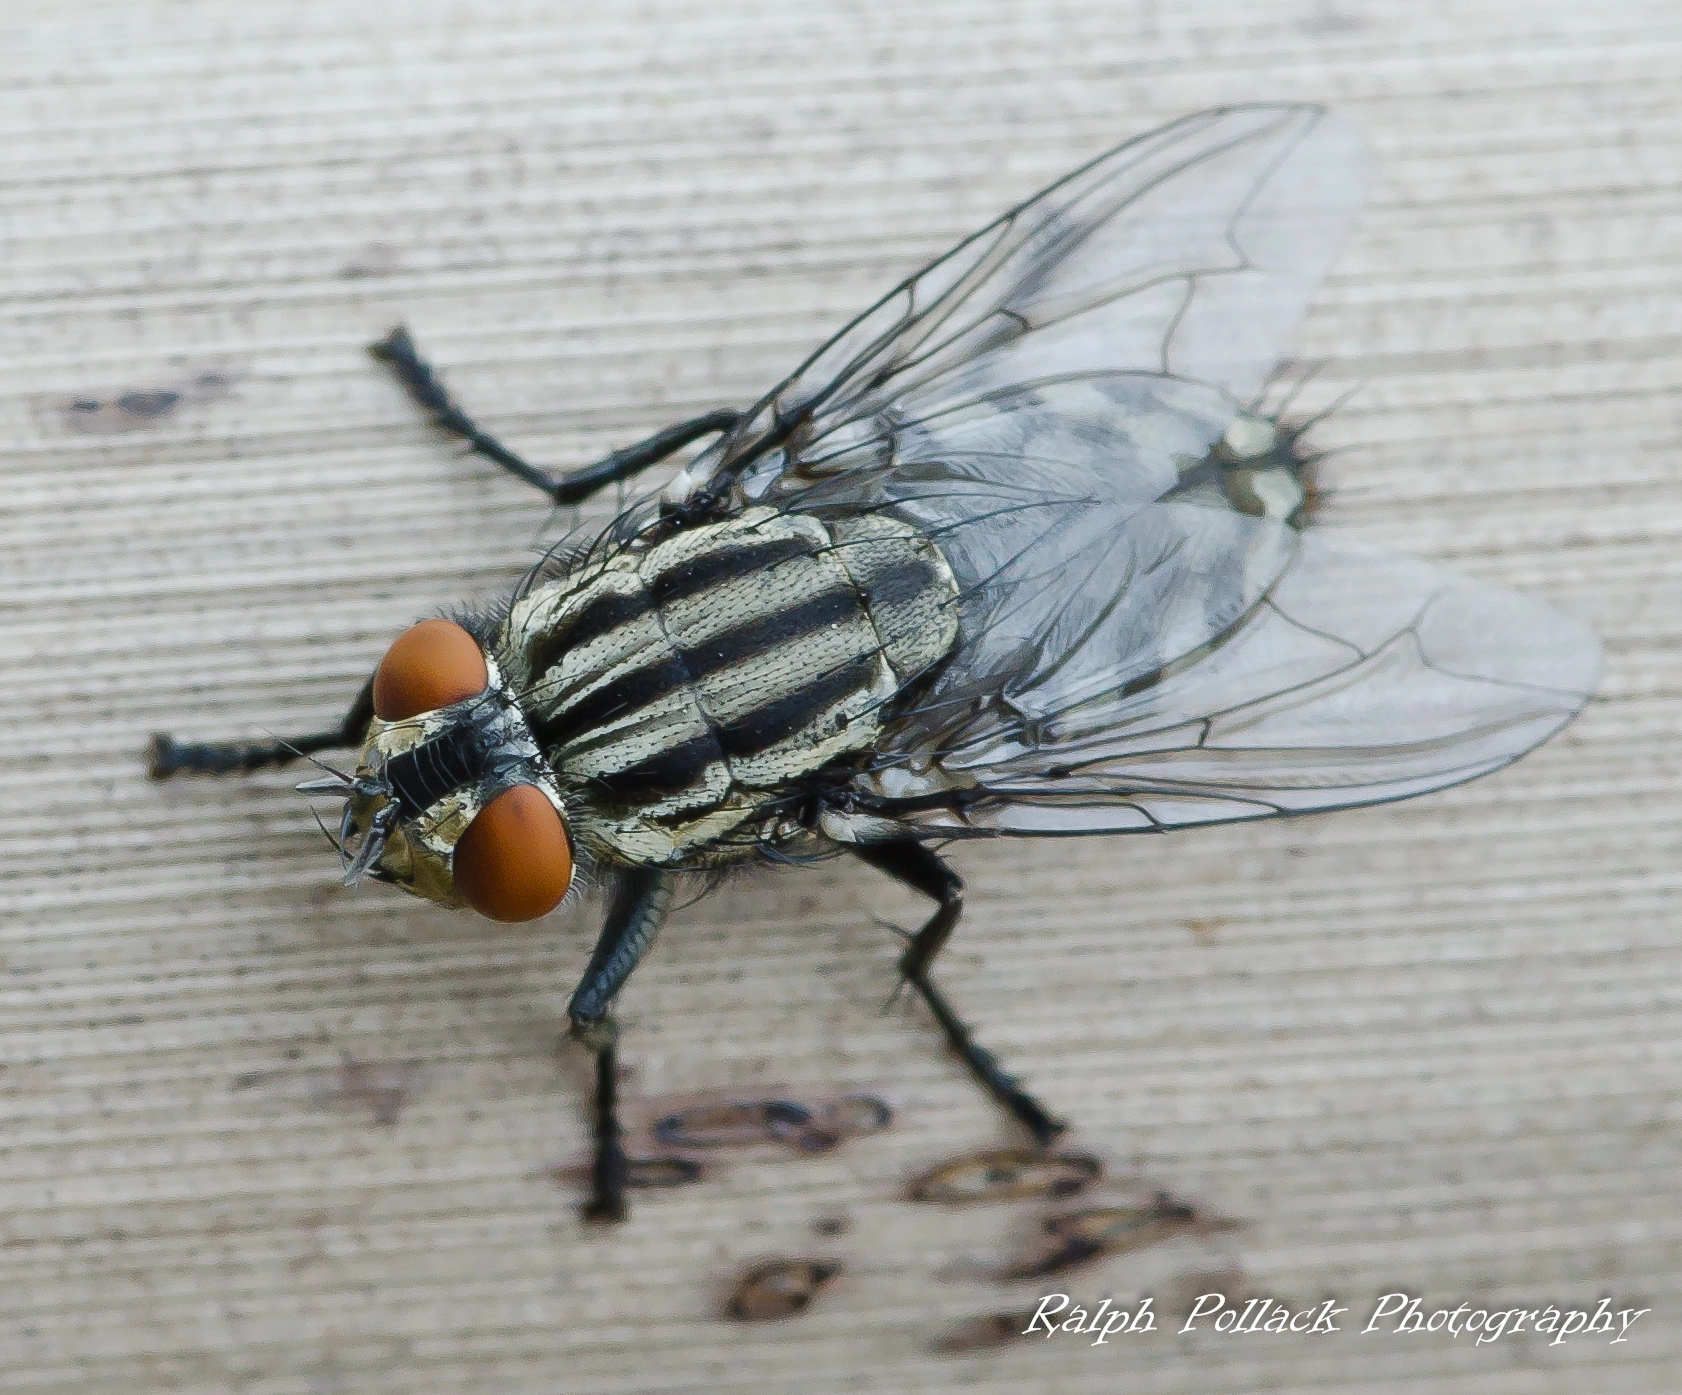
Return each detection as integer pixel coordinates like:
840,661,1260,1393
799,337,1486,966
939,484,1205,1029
451,784,573,923
372,618,490,721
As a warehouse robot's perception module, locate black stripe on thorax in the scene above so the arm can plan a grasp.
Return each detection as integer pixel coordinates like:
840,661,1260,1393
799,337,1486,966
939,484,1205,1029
525,585,649,680
529,647,691,753
525,534,819,680
533,583,863,754
863,553,942,610
587,731,720,803
648,532,821,607
586,651,879,807
680,586,860,679
714,650,878,757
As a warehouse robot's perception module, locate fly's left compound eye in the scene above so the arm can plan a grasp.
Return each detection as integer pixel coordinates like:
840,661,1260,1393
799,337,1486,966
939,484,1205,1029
372,618,490,721
452,784,573,923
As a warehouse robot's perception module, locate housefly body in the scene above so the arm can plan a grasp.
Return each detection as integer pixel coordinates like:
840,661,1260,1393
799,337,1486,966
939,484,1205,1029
150,105,1600,1222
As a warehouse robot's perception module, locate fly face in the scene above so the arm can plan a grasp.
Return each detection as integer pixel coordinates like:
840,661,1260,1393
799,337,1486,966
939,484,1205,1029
306,618,576,923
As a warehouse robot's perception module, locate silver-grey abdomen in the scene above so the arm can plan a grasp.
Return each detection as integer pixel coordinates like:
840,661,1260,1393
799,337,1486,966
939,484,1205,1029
497,507,959,865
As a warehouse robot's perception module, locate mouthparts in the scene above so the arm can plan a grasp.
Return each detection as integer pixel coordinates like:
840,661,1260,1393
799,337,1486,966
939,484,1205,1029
296,762,397,886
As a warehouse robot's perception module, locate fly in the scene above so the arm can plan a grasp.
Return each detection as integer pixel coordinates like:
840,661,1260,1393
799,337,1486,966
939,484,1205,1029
149,104,1601,1223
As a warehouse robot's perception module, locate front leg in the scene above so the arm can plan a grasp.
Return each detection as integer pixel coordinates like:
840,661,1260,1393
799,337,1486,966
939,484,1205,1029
370,326,741,507
148,673,376,778
855,840,1067,1145
568,868,676,1223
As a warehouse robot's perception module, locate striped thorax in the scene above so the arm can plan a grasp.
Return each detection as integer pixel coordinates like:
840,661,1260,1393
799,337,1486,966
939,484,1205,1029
503,506,960,866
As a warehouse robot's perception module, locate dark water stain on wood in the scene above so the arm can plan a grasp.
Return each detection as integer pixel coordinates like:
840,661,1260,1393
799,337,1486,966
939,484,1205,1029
50,365,237,435
908,1147,1103,1204
990,1192,1247,1279
929,1309,1038,1354
724,1258,842,1321
649,1091,892,1154
653,1098,812,1148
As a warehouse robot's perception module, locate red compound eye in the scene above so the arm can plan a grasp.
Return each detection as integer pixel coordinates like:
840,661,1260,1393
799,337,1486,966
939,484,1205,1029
372,618,489,721
453,784,573,923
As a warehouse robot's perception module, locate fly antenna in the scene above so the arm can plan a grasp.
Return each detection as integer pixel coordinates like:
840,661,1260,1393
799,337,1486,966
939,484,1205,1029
341,802,399,886
310,806,346,857
295,751,356,795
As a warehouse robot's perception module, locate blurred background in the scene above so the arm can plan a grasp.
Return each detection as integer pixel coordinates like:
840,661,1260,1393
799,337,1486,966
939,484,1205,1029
2,2,1677,1391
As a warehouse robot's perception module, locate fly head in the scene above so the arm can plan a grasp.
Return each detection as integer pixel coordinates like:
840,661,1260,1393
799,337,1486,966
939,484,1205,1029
299,618,575,922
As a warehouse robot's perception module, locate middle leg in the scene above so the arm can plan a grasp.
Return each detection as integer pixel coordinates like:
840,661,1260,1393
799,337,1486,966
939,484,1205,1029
567,868,678,1223
854,840,1067,1145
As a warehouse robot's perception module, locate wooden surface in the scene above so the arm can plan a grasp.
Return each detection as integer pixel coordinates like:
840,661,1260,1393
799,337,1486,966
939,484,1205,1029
4,2,1679,1391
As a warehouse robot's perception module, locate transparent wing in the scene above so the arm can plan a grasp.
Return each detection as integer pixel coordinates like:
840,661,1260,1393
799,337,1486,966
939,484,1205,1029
622,103,1595,841
850,535,1601,837
667,102,1369,513
643,105,1372,737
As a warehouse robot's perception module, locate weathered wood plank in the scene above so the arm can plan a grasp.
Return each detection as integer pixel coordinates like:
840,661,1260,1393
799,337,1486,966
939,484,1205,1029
3,2,1677,1390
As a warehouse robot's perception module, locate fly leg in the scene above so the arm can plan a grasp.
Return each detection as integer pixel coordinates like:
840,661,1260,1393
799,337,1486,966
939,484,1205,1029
856,841,1067,1145
567,869,677,1223
370,326,741,507
148,674,375,778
